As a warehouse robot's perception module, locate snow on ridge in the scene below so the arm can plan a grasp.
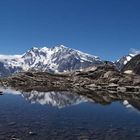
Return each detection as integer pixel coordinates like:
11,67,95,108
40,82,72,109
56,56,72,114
76,50,99,59
0,55,24,69
39,45,99,60
0,54,22,60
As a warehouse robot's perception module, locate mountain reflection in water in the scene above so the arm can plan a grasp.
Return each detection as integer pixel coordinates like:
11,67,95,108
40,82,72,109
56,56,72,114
22,91,140,112
0,87,140,140
21,91,88,108
1,87,140,111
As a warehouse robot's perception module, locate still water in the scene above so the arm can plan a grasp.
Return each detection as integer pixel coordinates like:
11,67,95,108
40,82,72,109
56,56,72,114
0,89,140,140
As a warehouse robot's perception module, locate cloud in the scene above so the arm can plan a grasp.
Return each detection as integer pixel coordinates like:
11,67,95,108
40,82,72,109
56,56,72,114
130,48,140,55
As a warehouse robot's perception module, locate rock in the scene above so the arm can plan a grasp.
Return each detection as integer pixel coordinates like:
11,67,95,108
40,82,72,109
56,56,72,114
124,70,134,75
118,76,133,86
86,84,96,88
108,83,119,87
85,84,98,90
133,77,140,86
107,83,119,91
117,87,126,92
29,131,37,136
125,86,140,92
10,138,20,140
109,78,119,83
0,64,140,92
0,91,3,95
10,135,20,140
104,71,113,78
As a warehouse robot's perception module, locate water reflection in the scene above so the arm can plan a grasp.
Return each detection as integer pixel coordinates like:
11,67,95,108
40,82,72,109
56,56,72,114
0,87,140,139
21,91,88,108
19,90,140,112
1,86,140,111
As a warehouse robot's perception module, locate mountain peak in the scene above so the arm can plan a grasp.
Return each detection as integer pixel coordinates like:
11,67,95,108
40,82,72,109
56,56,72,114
57,45,67,48
52,45,68,50
115,51,140,70
31,47,38,50
0,45,103,77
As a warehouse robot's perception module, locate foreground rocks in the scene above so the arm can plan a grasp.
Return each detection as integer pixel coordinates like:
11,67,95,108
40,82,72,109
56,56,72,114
0,64,140,93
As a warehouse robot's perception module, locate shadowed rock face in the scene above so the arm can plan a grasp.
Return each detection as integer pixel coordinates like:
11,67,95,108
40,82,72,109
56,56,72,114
115,54,135,70
122,54,140,75
0,64,140,93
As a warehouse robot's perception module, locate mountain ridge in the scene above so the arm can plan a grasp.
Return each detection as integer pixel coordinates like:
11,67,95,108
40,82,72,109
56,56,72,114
0,45,139,77
0,45,103,77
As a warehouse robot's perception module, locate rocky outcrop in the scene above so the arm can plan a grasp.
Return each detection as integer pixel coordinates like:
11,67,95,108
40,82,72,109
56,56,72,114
0,64,140,93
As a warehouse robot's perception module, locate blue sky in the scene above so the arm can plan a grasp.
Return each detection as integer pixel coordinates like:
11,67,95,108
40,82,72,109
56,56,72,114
0,0,140,61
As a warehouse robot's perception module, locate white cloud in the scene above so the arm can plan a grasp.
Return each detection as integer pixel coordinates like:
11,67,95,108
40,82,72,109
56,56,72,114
130,48,140,55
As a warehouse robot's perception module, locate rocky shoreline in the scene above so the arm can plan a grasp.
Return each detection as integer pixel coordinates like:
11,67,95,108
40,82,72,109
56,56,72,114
0,64,140,93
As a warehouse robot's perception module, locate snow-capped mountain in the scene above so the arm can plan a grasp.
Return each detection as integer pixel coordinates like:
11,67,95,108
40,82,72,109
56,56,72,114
0,45,103,77
122,54,140,75
22,45,103,72
115,49,140,70
0,55,23,77
115,54,136,70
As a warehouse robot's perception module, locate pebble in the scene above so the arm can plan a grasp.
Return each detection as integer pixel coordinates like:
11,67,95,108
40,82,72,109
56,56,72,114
29,131,37,136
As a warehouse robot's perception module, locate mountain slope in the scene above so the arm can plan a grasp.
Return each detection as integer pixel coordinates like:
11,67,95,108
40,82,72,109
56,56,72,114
0,55,23,77
115,49,140,70
115,54,136,70
0,45,103,77
22,45,103,72
122,54,140,75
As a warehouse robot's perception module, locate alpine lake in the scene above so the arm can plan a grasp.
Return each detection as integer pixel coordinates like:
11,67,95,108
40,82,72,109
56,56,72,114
0,88,140,140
